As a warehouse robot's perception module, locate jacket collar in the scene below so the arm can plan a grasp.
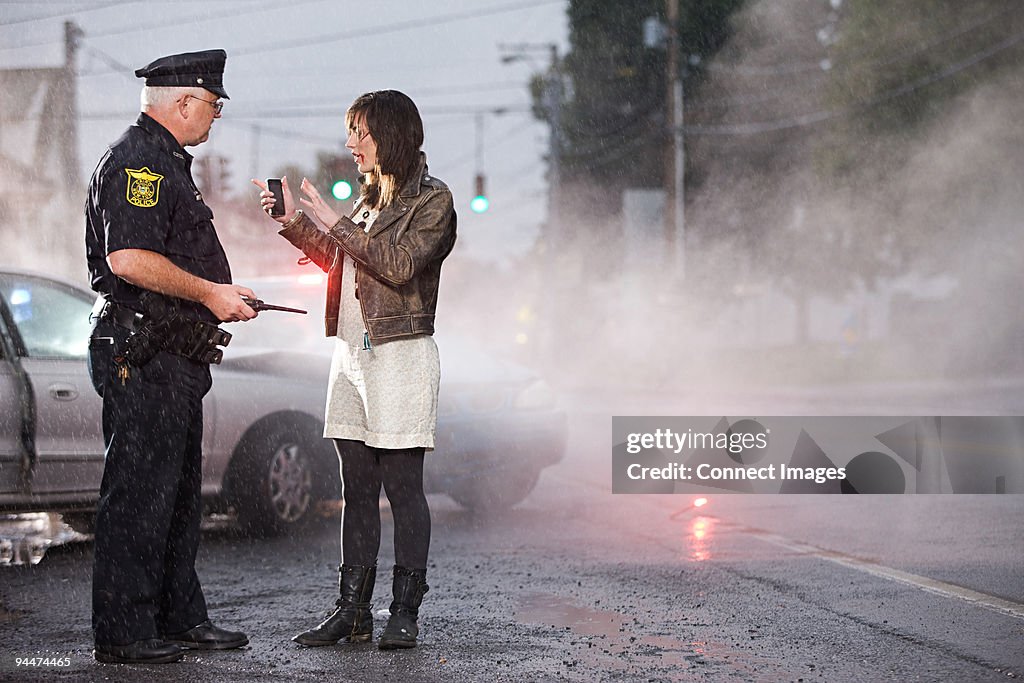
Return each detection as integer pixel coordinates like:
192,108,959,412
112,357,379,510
398,152,428,199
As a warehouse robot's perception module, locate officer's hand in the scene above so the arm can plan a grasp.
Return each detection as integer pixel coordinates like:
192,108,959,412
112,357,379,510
204,283,258,322
251,176,297,225
298,178,341,230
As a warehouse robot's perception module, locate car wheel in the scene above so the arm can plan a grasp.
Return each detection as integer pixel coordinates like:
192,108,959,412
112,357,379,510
230,419,337,537
447,467,540,512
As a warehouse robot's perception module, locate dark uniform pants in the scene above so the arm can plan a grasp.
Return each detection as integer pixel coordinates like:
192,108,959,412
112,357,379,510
88,321,212,646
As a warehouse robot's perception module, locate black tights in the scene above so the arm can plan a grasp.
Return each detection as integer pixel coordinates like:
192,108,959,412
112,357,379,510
335,439,430,570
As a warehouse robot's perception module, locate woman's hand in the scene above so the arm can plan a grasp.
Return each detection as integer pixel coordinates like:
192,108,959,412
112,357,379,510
250,176,298,225
298,177,341,229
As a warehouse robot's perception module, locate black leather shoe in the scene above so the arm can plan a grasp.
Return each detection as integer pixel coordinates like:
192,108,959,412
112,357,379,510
94,639,184,664
163,620,248,650
293,564,376,647
378,566,429,650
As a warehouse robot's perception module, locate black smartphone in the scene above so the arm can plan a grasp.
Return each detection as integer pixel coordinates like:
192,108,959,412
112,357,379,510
267,178,285,217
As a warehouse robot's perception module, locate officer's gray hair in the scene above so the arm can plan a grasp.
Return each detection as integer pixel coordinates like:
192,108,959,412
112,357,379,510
140,85,205,111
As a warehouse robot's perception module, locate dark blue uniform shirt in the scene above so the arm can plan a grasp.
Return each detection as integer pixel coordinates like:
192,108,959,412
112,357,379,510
85,113,231,324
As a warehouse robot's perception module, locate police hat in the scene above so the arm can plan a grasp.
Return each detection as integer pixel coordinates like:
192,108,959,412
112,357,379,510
135,49,229,99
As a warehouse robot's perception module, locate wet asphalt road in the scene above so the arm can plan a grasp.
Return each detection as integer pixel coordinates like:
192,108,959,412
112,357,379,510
1,397,1023,682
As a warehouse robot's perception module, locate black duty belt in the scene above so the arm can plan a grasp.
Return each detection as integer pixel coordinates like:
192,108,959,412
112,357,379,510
89,296,231,366
90,298,144,332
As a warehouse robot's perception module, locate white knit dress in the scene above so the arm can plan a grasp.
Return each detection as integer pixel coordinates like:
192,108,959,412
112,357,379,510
322,208,440,450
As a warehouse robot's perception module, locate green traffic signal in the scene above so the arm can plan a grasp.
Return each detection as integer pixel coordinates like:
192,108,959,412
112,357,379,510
470,173,488,213
470,195,489,213
331,179,353,201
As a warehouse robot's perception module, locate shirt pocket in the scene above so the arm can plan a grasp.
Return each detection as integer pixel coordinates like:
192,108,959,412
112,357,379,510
168,201,220,258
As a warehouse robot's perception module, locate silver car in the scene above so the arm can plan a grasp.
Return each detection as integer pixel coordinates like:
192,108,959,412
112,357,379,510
0,270,566,535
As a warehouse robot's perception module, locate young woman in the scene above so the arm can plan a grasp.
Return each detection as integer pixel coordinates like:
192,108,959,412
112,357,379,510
253,90,456,650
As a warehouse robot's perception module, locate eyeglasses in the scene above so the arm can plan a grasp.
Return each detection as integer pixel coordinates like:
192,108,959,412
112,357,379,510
183,94,224,114
349,127,371,142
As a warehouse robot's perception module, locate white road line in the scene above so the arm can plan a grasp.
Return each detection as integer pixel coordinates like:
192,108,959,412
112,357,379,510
734,524,1024,622
545,469,1024,621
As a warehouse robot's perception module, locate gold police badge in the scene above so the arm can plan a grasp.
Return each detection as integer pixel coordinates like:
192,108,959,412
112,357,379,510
124,167,164,208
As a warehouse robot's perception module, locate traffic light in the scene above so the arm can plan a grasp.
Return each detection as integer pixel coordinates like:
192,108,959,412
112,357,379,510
331,179,353,200
470,173,489,213
195,154,231,202
319,152,357,203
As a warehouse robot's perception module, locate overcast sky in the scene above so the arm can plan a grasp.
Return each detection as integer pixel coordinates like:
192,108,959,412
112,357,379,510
0,0,569,265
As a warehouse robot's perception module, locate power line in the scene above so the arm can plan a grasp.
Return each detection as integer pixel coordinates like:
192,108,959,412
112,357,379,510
65,0,563,80
566,92,663,140
95,0,323,39
564,125,663,171
0,0,325,51
75,54,529,102
230,0,563,56
76,104,532,121
866,5,1017,70
685,26,1024,136
688,78,823,112
75,50,521,82
233,104,532,119
0,0,133,27
219,120,340,148
626,6,1022,124
444,115,538,172
83,45,133,78
702,4,1016,78
407,81,529,97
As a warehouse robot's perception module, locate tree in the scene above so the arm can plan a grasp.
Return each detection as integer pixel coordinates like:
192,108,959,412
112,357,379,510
684,0,1024,345
532,0,746,223
823,0,1023,164
816,0,1024,275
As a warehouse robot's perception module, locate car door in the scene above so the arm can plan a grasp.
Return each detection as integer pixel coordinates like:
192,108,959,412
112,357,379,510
0,307,28,496
0,273,105,497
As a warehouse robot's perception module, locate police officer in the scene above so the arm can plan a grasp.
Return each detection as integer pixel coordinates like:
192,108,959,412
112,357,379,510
85,49,256,664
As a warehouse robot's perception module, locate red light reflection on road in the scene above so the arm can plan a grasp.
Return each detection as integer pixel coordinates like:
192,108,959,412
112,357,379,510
687,515,715,562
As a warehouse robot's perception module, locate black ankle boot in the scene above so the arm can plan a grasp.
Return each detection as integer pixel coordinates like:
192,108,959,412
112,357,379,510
378,566,429,650
293,564,376,646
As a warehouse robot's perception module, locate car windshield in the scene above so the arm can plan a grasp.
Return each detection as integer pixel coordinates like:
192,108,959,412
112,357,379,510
0,273,93,359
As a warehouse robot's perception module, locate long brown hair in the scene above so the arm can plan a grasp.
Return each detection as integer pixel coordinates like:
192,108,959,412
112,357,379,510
346,90,423,209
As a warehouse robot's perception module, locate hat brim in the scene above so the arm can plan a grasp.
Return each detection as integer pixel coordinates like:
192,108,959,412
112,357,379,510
204,85,229,100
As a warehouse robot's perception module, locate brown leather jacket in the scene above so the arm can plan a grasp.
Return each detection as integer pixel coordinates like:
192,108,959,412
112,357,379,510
278,154,457,343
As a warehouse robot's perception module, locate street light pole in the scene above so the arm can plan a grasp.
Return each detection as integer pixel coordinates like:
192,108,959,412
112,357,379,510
499,42,562,232
474,111,484,178
499,42,563,364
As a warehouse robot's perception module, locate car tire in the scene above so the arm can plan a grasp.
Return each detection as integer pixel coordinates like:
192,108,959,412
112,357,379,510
229,419,338,537
447,467,540,512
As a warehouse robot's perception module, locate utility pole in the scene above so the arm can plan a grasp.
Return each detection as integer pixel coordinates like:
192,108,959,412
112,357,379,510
543,44,563,235
62,20,83,189
28,21,81,189
665,0,685,278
